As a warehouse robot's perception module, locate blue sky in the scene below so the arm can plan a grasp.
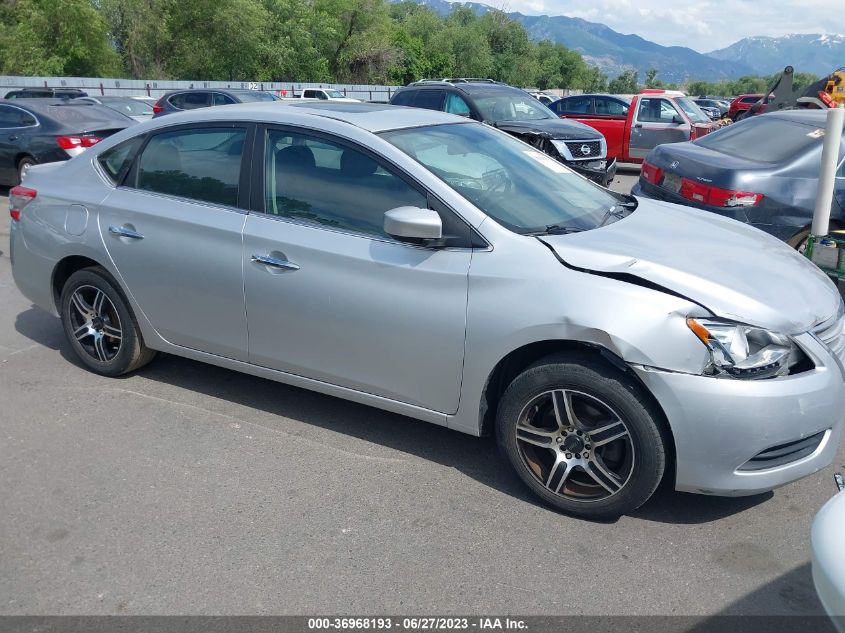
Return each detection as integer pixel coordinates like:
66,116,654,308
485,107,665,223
500,0,844,51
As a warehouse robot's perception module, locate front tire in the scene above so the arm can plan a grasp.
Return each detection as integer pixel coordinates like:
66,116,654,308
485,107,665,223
496,353,667,519
60,267,156,376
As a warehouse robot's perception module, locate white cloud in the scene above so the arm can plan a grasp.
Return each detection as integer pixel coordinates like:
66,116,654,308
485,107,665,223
497,0,845,51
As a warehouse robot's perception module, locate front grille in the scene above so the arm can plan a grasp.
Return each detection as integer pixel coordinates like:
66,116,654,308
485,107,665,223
565,140,602,159
738,431,827,471
814,310,845,366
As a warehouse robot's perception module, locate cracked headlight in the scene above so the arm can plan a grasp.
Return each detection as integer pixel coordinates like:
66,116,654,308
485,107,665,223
686,318,806,379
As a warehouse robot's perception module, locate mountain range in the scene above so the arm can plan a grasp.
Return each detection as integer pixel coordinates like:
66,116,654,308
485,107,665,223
401,0,844,82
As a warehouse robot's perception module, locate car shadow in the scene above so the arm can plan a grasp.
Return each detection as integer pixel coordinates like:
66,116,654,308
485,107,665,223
685,563,837,632
14,304,779,525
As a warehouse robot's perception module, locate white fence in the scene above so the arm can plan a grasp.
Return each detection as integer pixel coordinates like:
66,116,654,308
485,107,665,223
0,76,399,101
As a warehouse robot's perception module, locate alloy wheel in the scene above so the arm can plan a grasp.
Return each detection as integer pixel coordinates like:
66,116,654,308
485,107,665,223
515,389,635,502
67,285,123,362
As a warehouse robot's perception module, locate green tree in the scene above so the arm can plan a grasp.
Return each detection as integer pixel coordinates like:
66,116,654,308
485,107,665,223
0,0,120,76
608,69,638,94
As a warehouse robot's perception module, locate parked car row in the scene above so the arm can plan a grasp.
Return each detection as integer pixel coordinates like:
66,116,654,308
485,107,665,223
549,89,717,163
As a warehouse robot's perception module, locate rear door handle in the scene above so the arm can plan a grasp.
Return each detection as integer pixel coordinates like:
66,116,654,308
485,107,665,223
8,135,19,141
251,254,300,271
108,225,144,239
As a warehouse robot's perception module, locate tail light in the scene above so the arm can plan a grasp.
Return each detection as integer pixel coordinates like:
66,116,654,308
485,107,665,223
56,136,101,150
152,99,164,114
640,161,664,185
689,126,698,141
679,179,763,207
9,185,37,221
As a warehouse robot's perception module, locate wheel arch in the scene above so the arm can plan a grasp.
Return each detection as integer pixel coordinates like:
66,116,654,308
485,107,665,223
51,254,109,311
478,339,676,479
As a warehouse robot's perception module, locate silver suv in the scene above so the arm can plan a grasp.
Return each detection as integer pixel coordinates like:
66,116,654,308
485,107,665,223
9,102,845,518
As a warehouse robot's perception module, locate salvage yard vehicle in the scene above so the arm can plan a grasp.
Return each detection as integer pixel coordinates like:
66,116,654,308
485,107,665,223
4,87,88,100
152,88,279,117
74,96,155,122
9,102,845,519
552,89,716,163
727,94,773,121
812,478,845,633
295,88,359,102
632,110,845,248
0,99,132,185
391,79,616,186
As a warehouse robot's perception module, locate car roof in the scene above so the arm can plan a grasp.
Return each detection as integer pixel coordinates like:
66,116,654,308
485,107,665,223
402,81,525,96
149,101,469,133
165,88,266,95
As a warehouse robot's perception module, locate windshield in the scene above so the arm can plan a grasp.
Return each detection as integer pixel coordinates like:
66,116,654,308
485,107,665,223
472,91,556,122
675,97,710,123
381,123,625,234
325,89,346,99
693,115,828,163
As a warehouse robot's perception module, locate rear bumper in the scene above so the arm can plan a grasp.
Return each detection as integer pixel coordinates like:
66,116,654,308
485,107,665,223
632,333,845,496
570,157,617,187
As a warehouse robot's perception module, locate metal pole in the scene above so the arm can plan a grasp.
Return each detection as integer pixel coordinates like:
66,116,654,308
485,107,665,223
812,104,845,237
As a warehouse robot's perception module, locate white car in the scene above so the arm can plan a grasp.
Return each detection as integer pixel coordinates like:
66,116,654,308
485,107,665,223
298,88,360,102
813,477,845,632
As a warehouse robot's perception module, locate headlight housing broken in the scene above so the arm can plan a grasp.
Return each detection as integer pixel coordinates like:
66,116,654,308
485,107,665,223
686,317,807,379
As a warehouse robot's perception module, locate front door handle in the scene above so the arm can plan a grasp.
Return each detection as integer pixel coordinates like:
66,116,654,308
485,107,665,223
251,254,300,271
8,135,19,141
108,225,144,239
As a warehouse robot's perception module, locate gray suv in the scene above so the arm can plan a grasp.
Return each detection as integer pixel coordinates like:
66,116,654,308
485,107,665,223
9,102,844,518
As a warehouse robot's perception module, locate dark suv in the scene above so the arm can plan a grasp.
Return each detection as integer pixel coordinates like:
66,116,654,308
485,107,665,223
5,88,88,100
390,80,615,185
152,88,279,117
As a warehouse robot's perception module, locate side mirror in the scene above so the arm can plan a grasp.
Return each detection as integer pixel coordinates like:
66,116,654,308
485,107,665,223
384,206,442,242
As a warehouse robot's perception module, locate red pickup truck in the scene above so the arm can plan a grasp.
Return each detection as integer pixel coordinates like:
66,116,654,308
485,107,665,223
548,90,717,163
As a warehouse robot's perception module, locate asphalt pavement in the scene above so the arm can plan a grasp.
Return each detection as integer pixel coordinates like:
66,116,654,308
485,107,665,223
1,178,844,617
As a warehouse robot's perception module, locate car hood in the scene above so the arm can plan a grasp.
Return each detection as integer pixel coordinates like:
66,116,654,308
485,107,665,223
494,117,603,141
539,198,840,333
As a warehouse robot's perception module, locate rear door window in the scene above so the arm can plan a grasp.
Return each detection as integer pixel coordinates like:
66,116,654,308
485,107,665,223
170,92,211,110
212,93,236,106
560,96,592,115
134,127,246,207
0,105,37,128
98,137,144,184
413,90,446,111
593,97,627,116
391,91,414,106
694,116,824,163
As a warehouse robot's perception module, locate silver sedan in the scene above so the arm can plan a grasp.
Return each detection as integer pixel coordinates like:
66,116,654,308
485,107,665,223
9,102,845,518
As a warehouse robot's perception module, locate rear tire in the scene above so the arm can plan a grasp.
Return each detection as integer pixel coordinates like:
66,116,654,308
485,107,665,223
17,156,35,184
60,267,156,376
496,353,666,519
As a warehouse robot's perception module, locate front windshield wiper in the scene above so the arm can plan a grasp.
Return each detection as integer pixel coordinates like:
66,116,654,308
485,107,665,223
598,193,639,227
526,224,585,236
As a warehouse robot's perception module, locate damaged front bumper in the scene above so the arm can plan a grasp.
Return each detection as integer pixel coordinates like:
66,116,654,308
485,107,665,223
632,331,845,496
568,157,617,187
